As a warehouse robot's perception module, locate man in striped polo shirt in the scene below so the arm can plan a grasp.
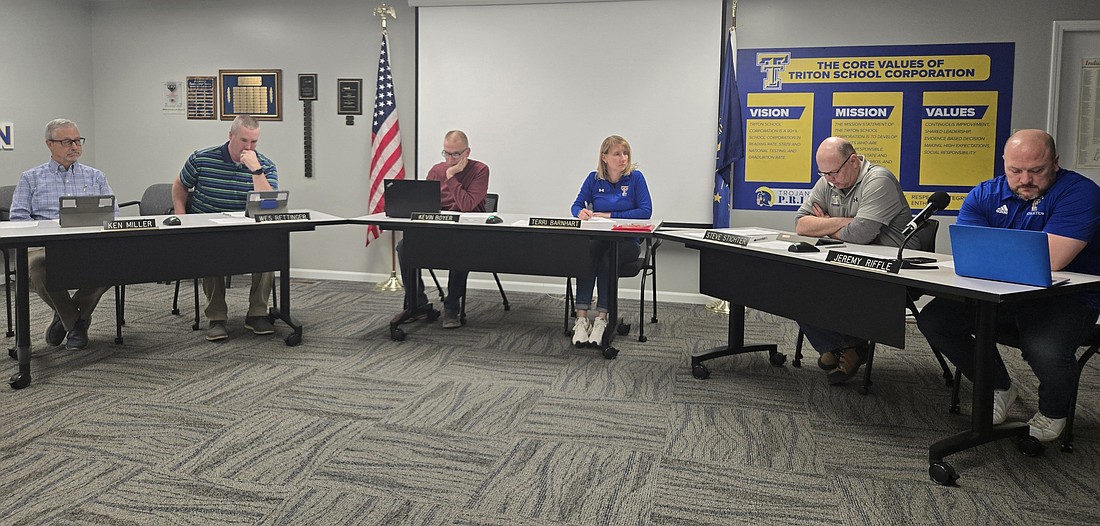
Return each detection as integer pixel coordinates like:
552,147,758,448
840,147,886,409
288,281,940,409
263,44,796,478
172,115,278,342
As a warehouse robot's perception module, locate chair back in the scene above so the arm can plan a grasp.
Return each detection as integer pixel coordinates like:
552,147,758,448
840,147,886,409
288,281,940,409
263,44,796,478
484,193,499,213
0,185,15,221
914,218,939,252
139,183,175,216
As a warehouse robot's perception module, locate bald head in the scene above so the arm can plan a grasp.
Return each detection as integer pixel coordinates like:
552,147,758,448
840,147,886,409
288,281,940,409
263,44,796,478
815,136,859,190
1003,129,1060,200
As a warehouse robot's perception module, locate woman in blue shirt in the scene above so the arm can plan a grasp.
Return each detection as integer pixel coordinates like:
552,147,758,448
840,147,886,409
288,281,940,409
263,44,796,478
569,135,653,347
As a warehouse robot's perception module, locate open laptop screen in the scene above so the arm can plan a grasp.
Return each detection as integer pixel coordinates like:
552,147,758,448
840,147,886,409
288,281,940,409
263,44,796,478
384,179,441,218
949,224,1055,287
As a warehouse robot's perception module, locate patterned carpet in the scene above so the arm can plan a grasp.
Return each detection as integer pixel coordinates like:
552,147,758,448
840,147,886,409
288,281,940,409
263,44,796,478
0,278,1098,525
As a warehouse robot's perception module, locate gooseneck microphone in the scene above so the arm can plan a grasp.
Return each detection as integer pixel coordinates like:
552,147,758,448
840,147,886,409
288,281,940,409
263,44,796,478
902,191,950,237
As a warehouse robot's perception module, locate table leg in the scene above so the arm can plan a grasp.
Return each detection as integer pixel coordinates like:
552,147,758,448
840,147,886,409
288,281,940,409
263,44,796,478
600,239,620,359
690,303,780,380
387,267,439,341
9,248,32,389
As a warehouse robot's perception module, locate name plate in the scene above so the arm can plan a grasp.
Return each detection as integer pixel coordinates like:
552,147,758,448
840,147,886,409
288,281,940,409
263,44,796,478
104,218,158,231
254,212,312,222
703,230,766,246
825,250,902,274
410,212,459,222
529,217,581,228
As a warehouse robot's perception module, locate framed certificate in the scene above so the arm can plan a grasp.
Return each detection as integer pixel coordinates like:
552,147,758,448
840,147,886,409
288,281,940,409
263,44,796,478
219,69,282,121
337,78,363,115
299,73,318,101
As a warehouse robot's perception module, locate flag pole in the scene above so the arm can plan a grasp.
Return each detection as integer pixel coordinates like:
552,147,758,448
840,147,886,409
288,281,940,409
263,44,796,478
372,3,404,292
708,1,738,315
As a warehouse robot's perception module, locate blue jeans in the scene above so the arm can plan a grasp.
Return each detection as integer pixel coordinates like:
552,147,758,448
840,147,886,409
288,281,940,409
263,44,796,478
396,239,468,314
798,323,869,359
574,239,640,313
917,296,1098,418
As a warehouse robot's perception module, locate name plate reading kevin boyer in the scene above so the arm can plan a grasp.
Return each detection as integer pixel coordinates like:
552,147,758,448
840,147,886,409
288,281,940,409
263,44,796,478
825,250,902,274
529,217,581,228
255,212,312,222
104,218,158,231
410,212,459,222
703,230,768,246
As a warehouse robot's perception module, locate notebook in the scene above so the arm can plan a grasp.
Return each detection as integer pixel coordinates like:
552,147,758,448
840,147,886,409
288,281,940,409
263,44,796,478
245,190,289,218
58,195,115,228
949,224,1061,287
384,179,440,218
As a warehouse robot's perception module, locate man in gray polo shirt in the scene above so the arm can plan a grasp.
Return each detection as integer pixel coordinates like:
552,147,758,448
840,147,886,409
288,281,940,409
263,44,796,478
794,136,915,384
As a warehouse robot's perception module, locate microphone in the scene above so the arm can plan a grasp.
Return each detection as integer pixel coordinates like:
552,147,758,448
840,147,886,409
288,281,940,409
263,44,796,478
902,191,950,237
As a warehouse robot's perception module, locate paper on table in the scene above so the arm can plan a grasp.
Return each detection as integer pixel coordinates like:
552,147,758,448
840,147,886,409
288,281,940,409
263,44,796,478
211,217,254,224
0,221,39,228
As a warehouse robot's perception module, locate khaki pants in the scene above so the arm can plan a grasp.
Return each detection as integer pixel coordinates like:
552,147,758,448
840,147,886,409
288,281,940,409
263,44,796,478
202,272,273,322
27,247,108,331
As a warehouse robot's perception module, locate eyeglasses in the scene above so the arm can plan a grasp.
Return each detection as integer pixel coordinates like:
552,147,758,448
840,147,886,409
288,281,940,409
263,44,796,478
441,148,467,159
817,154,851,178
48,138,86,147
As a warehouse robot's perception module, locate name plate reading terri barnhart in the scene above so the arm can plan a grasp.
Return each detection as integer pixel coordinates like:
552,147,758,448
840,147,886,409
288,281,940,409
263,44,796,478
825,250,902,274
529,217,581,228
254,212,312,222
410,212,459,222
104,218,158,231
703,230,766,246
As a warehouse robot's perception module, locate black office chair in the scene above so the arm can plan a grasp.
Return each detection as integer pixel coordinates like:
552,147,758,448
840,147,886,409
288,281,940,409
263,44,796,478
1,185,17,338
563,235,660,342
427,192,509,323
792,219,955,394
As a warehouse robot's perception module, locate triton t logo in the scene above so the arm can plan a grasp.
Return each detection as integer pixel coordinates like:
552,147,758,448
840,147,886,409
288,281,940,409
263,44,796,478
757,52,791,90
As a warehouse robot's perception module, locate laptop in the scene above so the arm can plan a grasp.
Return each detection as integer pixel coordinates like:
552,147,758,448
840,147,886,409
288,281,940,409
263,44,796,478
245,190,289,218
384,179,440,218
949,224,1060,287
58,195,115,227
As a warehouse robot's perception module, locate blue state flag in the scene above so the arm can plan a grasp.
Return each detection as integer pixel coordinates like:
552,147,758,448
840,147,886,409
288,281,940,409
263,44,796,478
714,29,743,228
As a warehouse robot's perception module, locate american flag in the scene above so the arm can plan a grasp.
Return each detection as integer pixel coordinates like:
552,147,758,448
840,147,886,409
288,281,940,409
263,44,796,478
366,33,406,245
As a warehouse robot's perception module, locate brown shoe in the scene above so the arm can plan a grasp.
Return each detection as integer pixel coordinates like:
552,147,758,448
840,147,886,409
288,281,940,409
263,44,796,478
827,347,864,385
817,350,839,370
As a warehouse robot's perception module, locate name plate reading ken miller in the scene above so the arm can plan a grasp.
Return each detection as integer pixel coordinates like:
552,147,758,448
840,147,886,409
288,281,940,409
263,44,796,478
529,217,581,228
104,218,159,231
254,212,312,223
703,230,767,246
825,250,902,274
410,212,459,222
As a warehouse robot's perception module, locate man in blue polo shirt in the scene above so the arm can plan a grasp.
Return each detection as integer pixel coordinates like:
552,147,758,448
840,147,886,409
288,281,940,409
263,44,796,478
918,129,1100,442
172,115,279,342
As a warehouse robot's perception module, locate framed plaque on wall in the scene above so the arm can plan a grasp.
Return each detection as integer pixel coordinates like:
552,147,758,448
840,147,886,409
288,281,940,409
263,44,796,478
219,69,282,120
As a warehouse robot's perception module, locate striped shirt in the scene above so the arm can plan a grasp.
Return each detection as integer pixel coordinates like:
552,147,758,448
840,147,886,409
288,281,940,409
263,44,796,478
179,142,278,213
11,159,116,221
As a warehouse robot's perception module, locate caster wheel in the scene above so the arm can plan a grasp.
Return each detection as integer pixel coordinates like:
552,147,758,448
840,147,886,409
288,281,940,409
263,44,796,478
192,322,201,331
769,352,787,366
638,335,647,343
1017,435,1044,457
792,358,802,368
9,372,30,390
115,337,124,345
692,363,710,380
650,317,658,324
390,327,406,341
285,333,302,347
504,305,511,311
617,324,630,336
8,348,15,360
929,462,958,486
172,307,181,315
949,405,961,414
601,346,619,359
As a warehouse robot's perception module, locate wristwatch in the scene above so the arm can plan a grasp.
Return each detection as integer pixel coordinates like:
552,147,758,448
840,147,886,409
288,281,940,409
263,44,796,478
250,167,264,175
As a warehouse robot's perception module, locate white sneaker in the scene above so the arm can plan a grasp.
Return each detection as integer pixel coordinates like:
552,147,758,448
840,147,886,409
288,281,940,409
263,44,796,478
571,317,590,348
1028,411,1067,442
992,384,1018,425
588,317,608,347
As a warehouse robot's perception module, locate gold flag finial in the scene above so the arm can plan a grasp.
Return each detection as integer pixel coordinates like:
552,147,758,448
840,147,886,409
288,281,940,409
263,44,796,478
374,4,397,32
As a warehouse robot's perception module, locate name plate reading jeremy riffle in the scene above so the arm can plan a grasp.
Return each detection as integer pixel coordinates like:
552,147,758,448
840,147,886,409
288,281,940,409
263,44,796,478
703,230,765,246
529,217,581,228
825,250,902,274
410,212,459,222
254,212,312,223
104,218,158,231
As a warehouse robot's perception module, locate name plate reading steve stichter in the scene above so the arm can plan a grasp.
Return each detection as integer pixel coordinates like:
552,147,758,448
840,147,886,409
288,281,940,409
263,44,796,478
529,217,580,228
410,212,459,222
703,230,768,246
254,212,312,223
825,250,902,274
104,218,158,231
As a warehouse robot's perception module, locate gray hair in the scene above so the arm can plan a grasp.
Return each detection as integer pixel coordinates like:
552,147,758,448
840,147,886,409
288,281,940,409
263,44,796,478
44,118,78,140
230,114,260,135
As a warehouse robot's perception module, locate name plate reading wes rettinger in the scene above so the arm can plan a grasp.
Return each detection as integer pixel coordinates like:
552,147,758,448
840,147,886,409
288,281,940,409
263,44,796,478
410,212,459,222
104,218,158,231
703,230,768,246
529,217,580,228
254,212,312,222
825,250,902,274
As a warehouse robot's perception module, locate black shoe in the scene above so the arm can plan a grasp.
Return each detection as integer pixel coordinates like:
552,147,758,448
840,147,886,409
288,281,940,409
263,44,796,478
65,319,89,351
45,313,66,347
827,347,864,385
